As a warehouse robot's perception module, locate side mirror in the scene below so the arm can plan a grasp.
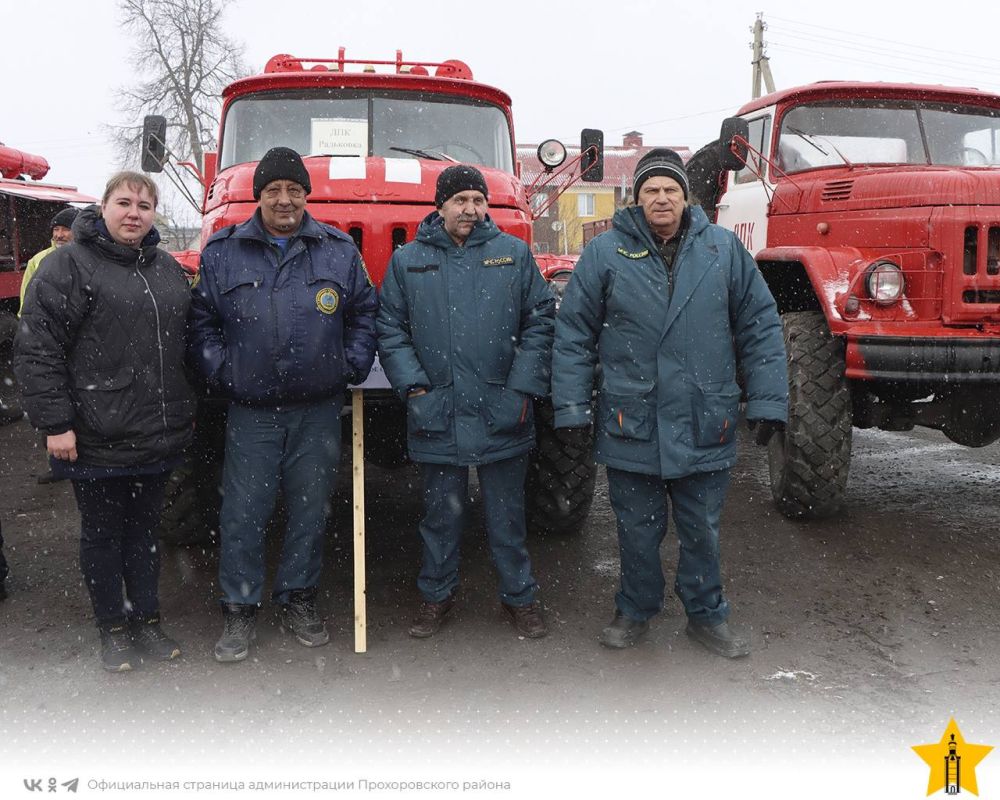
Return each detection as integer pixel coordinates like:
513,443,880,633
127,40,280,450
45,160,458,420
580,128,604,182
141,115,168,173
719,117,749,171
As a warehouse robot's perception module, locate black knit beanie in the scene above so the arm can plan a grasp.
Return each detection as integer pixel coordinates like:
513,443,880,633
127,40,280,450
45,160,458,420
435,165,489,207
253,147,311,199
633,148,689,200
50,207,79,230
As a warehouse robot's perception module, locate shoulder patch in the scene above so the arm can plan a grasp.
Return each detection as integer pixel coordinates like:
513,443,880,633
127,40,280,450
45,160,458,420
482,256,515,267
358,256,374,287
616,247,650,260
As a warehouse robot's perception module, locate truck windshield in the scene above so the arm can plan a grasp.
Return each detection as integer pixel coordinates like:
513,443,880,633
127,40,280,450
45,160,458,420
219,90,514,173
776,100,1000,173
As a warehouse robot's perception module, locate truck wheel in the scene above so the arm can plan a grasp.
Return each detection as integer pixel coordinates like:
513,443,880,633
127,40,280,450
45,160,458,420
526,399,596,535
157,461,222,546
767,310,852,518
158,401,227,547
0,312,23,425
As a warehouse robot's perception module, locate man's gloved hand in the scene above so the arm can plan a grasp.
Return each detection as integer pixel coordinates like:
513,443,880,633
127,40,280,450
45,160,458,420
747,419,785,446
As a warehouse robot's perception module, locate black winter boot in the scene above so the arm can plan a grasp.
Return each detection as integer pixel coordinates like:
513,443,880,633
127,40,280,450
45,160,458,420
129,613,181,661
98,621,139,672
214,603,256,663
280,588,329,647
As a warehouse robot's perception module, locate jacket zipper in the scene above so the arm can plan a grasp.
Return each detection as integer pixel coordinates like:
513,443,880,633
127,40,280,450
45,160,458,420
135,254,169,437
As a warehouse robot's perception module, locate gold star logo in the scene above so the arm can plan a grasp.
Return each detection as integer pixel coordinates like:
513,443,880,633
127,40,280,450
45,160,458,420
913,718,992,796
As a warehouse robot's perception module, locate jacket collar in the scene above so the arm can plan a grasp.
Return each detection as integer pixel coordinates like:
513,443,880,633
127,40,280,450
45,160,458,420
232,208,326,243
415,211,501,250
72,204,162,265
612,204,708,252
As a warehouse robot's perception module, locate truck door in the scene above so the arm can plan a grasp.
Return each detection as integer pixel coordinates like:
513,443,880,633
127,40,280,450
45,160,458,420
715,112,773,257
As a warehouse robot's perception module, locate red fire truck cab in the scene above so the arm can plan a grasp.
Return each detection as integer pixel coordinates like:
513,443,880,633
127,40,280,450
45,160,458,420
693,81,1000,517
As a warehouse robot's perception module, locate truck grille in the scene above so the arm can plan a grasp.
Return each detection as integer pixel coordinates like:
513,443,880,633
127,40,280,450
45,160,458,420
951,223,1000,321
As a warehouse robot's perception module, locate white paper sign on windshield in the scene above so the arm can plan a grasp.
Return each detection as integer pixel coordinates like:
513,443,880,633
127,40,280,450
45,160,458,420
311,118,368,156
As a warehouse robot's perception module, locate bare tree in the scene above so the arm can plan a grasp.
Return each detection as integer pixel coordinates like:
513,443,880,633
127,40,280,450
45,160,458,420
110,0,247,173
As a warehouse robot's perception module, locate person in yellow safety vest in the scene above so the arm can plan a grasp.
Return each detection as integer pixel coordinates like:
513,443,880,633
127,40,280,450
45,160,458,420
18,207,79,316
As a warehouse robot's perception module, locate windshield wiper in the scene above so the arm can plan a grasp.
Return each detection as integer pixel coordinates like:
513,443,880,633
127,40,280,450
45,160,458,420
786,127,829,156
389,146,455,161
786,127,854,169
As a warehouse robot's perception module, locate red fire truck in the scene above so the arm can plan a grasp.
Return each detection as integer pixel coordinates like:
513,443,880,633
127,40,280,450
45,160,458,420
0,145,95,422
689,81,1000,518
143,50,603,543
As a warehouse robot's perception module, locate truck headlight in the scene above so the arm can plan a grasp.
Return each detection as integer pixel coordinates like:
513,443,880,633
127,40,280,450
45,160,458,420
865,261,904,306
537,139,567,169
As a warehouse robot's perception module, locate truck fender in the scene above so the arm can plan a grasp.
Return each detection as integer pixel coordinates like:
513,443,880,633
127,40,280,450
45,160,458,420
755,245,866,323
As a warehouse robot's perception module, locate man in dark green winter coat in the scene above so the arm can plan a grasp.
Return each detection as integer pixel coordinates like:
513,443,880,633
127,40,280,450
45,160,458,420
377,165,554,640
553,149,788,657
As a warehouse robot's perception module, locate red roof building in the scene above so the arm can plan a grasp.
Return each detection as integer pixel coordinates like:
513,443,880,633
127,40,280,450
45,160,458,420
519,132,692,253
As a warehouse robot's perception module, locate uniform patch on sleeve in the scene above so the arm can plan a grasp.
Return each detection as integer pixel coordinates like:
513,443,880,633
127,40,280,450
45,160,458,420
482,256,515,267
359,256,374,287
616,247,650,259
315,287,340,315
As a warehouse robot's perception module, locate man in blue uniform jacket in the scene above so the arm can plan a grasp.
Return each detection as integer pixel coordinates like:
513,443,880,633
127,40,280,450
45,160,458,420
553,149,788,657
188,147,378,662
377,165,554,639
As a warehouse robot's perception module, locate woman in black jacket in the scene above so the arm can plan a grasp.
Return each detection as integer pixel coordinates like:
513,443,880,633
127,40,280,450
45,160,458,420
14,171,195,672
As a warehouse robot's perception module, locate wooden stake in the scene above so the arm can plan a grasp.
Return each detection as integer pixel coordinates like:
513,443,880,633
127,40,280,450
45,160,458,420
352,388,367,653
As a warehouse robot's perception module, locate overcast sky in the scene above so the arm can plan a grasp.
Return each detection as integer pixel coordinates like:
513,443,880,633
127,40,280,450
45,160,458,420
5,0,1000,202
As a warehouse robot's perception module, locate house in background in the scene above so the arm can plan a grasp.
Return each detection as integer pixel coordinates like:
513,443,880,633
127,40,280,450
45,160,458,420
519,132,692,254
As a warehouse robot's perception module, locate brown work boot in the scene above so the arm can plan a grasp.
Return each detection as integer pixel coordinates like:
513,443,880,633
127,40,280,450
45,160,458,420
408,595,455,638
501,600,548,639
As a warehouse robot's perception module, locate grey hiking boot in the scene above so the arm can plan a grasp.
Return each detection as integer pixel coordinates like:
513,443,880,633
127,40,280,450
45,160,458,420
129,613,181,661
685,618,751,658
98,621,139,672
280,588,330,647
214,603,256,662
598,610,649,649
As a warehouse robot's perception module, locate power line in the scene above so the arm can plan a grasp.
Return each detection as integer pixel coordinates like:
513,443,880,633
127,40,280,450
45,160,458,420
768,24,1000,76
768,13,1000,70
770,41,999,90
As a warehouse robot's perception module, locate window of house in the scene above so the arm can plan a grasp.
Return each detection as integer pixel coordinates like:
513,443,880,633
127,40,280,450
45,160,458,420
577,193,596,217
532,192,549,218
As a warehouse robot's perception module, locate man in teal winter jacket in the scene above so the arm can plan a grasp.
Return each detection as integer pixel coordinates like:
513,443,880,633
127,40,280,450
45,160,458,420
377,165,554,640
553,149,788,657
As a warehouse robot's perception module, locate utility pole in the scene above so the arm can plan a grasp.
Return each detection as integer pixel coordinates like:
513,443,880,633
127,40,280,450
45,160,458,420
751,12,776,99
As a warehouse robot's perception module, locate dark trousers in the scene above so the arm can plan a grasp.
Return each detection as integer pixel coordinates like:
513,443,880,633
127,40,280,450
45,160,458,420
217,398,342,606
607,467,731,625
417,454,537,606
72,473,170,625
0,518,8,584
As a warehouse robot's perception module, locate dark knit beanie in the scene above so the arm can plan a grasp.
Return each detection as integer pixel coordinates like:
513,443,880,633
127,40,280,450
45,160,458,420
435,165,489,207
50,207,79,230
253,147,311,199
633,148,689,200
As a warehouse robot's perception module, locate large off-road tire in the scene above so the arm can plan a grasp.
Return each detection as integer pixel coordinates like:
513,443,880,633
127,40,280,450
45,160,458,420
0,312,23,425
157,400,227,547
767,310,853,518
526,399,596,535
157,460,223,547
